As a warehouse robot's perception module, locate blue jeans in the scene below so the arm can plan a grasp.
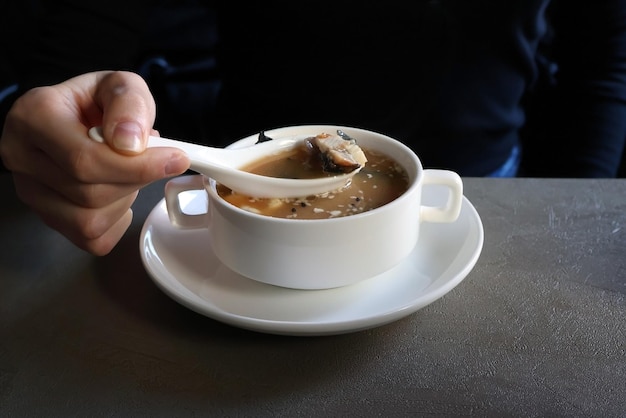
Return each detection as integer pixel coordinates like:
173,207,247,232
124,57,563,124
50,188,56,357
488,145,520,177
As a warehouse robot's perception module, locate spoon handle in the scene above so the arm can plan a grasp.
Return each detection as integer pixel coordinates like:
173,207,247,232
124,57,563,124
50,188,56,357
88,126,296,167
88,127,265,192
88,126,234,166
144,135,232,167
87,126,353,198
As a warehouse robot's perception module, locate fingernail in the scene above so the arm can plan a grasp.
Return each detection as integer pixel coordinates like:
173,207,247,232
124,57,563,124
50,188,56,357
113,122,143,153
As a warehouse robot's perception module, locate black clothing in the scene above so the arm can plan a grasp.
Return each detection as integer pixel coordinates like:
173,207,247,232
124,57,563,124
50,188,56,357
214,1,542,176
2,0,626,176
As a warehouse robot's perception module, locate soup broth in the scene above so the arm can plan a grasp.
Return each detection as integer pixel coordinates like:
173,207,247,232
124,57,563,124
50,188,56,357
216,146,409,219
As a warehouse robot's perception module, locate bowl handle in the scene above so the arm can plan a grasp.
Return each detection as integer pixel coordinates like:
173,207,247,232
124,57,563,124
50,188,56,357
164,175,210,229
420,169,463,223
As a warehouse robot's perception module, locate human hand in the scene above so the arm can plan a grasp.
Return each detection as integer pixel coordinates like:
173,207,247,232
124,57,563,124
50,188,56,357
0,71,190,255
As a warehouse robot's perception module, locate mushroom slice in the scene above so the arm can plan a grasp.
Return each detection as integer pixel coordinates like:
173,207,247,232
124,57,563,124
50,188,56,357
309,133,367,173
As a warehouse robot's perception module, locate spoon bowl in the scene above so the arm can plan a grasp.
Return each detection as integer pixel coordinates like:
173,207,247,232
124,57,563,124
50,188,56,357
88,127,360,198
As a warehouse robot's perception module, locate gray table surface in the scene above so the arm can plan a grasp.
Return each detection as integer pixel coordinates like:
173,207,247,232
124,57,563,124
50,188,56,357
1,173,625,417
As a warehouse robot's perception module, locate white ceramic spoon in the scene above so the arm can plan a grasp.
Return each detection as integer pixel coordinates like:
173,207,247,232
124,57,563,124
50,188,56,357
88,127,360,198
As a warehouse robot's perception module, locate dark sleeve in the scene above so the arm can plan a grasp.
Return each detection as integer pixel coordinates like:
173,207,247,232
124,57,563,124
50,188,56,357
17,1,153,91
522,0,626,177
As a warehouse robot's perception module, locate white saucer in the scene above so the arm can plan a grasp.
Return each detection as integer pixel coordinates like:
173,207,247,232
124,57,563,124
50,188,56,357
140,186,484,336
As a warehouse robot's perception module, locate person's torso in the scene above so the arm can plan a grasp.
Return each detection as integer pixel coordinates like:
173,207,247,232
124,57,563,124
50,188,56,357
213,0,552,175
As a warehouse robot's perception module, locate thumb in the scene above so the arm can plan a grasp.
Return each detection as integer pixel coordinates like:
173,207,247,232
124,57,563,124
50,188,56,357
109,120,147,155
95,71,156,155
